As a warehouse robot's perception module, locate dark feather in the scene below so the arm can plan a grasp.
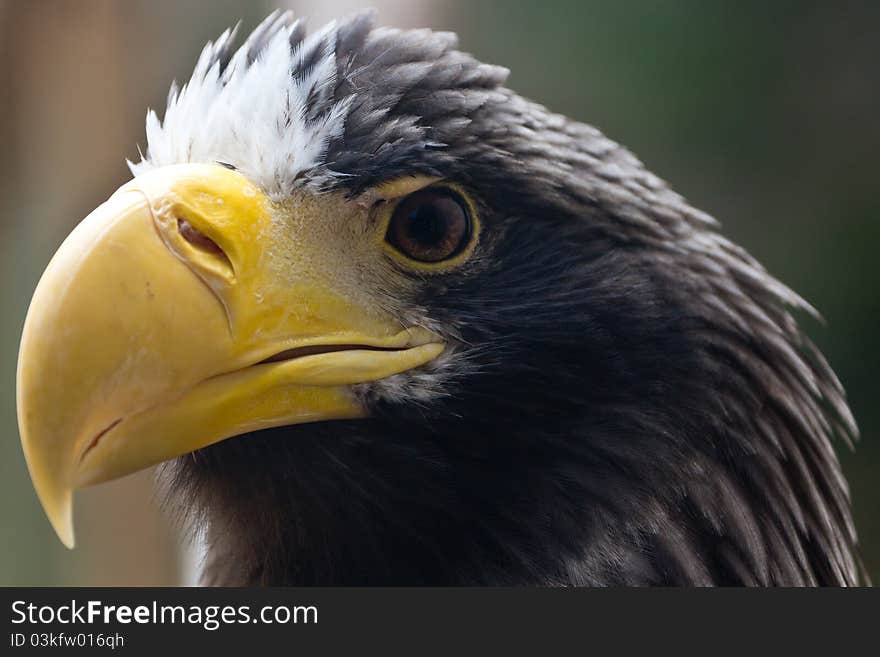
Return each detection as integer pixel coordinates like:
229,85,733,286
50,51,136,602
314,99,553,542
160,11,862,586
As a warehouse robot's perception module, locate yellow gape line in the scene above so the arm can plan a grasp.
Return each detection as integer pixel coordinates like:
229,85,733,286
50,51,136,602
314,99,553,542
17,164,444,548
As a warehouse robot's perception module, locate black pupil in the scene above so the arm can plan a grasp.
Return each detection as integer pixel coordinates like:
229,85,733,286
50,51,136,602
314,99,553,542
406,202,449,246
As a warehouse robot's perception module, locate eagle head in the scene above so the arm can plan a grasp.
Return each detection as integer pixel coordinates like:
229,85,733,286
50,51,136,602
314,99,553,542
17,10,860,585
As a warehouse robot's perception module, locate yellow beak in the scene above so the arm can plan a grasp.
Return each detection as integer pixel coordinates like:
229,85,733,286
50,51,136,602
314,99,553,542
17,163,443,548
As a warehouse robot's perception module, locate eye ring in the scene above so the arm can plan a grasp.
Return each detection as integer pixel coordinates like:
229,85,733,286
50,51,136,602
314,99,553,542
384,187,474,264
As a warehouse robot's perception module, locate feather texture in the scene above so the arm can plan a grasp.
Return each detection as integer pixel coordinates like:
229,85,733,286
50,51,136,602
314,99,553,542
148,11,861,586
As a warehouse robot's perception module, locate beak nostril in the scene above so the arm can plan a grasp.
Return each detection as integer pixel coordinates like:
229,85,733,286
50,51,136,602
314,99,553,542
178,218,225,258
173,217,235,285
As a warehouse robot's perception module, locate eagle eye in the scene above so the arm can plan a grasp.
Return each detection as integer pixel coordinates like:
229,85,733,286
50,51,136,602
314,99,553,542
385,188,473,264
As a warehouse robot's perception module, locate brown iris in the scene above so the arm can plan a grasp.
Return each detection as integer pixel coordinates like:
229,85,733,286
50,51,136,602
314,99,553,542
385,188,471,263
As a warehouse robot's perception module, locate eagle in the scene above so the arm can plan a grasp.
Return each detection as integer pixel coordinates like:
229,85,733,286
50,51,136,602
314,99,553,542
17,10,862,586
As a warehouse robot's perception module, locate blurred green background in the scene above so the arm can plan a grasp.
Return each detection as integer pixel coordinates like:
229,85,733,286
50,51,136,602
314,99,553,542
1,0,876,585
